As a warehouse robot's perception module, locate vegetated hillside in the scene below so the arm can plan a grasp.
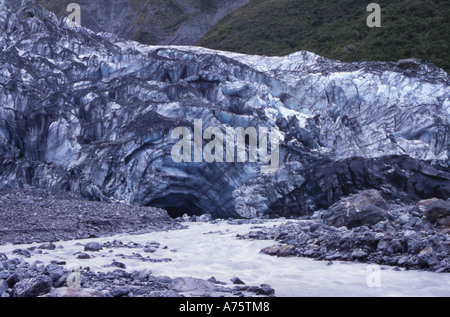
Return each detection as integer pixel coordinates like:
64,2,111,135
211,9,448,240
11,0,249,45
198,0,450,72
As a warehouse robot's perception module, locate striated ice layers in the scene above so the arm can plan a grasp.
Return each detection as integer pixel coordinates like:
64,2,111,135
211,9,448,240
0,2,449,218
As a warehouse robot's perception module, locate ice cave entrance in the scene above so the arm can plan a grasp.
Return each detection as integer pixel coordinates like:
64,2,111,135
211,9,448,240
147,194,205,218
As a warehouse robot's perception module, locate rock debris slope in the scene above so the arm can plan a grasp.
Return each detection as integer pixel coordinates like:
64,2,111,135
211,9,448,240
0,1,449,219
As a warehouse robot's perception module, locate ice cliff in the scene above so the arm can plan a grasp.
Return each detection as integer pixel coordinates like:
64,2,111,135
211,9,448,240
0,1,448,218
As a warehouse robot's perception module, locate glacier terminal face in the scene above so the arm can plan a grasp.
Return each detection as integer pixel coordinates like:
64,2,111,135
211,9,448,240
0,1,449,218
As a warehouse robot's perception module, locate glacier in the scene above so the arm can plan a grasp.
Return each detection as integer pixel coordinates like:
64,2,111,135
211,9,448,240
0,1,449,219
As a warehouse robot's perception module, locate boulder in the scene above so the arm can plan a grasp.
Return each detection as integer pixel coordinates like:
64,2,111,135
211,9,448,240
169,277,216,293
12,275,53,297
44,264,65,283
230,277,246,285
38,243,56,250
322,190,388,229
111,261,126,269
351,249,368,260
84,242,102,252
260,244,296,257
77,253,91,259
12,249,31,258
111,288,129,297
417,198,450,227
6,273,22,288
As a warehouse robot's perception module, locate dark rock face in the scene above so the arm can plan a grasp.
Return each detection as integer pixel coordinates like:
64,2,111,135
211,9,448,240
0,1,449,219
270,156,450,217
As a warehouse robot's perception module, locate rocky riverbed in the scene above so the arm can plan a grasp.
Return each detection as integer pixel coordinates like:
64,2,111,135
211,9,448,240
0,254,276,298
242,190,450,273
0,187,277,297
0,187,449,297
0,187,181,245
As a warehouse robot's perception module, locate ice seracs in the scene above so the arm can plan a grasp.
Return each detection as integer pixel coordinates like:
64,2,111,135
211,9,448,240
171,119,280,174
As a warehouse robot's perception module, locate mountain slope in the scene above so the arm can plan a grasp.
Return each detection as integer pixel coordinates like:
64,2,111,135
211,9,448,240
198,0,450,72
9,0,250,45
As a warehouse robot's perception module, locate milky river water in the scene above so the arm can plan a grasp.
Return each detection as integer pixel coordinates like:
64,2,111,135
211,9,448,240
0,220,449,297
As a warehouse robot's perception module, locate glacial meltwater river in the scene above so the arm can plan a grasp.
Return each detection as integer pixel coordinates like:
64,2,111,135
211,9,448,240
0,220,449,297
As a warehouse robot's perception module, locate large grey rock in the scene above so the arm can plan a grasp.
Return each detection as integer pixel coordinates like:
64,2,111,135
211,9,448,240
38,242,56,250
12,275,53,297
260,244,296,257
417,198,450,227
84,242,102,252
0,2,448,219
169,277,216,292
322,190,389,229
